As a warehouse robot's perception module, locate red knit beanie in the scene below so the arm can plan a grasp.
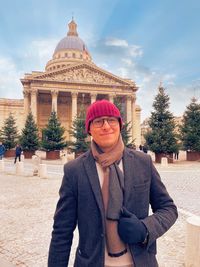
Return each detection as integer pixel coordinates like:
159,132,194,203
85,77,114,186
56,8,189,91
85,99,123,133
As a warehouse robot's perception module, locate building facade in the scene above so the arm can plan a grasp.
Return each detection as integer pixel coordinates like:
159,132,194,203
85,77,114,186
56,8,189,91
0,19,141,146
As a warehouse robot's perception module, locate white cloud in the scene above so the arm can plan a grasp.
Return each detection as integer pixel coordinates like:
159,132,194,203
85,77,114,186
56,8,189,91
0,56,23,99
24,38,57,70
94,37,143,60
117,67,129,78
98,62,109,69
0,57,15,72
105,38,128,47
129,45,143,57
121,58,133,66
104,39,143,58
94,41,184,121
162,73,176,86
0,38,58,99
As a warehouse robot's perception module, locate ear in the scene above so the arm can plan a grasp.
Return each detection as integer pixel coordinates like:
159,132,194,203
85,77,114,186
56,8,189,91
88,131,91,136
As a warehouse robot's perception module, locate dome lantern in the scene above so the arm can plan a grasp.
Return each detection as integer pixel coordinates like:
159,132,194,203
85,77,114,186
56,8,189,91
67,18,78,37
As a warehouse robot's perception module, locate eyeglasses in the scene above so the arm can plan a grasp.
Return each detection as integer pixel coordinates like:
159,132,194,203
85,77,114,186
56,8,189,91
92,117,119,128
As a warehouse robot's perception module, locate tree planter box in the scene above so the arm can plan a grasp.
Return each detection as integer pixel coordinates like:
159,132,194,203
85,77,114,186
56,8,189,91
187,151,200,161
4,149,15,157
155,153,173,164
46,150,60,160
23,151,35,159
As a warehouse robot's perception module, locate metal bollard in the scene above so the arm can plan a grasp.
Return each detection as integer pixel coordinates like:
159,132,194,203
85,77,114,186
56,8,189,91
39,164,47,178
0,159,5,172
185,216,200,267
16,161,24,175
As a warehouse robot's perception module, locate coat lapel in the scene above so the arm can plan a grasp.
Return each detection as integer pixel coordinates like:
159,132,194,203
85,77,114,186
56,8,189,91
83,151,105,229
123,148,135,206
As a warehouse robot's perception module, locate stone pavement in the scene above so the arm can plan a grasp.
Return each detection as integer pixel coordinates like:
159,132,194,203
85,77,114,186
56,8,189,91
0,257,15,267
0,158,200,267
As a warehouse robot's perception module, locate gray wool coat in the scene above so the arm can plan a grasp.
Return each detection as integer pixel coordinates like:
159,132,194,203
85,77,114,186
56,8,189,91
48,148,178,267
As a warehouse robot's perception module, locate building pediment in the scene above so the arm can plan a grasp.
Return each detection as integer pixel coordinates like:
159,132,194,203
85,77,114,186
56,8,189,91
26,62,136,89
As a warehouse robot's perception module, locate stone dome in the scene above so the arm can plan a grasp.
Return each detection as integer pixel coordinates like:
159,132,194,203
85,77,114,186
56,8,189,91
45,18,92,71
54,35,89,54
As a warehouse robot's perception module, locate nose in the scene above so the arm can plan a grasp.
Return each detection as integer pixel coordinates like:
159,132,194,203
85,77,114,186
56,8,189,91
102,119,111,129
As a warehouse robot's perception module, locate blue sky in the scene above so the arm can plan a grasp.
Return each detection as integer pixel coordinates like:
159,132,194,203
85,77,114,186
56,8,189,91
0,0,200,120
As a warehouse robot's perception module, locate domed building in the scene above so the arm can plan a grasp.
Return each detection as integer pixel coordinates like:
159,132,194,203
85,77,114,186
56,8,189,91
0,19,141,145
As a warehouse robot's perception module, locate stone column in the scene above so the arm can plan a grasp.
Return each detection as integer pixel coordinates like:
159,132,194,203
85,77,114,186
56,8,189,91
109,94,115,103
71,92,78,121
126,95,132,124
30,89,38,123
23,89,30,121
135,106,141,148
132,94,137,146
90,93,97,103
51,89,58,113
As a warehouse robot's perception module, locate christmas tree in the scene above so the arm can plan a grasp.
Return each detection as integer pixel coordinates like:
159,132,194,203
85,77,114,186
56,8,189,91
145,85,178,154
1,113,18,149
20,112,40,151
180,97,200,151
41,111,66,151
68,105,90,155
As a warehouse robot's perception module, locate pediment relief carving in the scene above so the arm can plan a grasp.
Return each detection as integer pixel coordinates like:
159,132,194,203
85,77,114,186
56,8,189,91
34,65,132,86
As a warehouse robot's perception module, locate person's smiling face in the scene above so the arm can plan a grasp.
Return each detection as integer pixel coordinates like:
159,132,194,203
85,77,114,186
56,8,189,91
89,116,120,152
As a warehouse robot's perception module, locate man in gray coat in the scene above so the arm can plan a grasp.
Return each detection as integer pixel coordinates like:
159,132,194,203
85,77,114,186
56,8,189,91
48,100,178,267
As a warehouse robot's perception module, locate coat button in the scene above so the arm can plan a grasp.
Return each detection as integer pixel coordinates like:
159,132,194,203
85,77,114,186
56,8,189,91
101,233,104,238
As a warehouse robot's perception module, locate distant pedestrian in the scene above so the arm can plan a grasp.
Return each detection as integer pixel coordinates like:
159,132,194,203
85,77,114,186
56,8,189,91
143,145,148,153
174,151,179,160
14,144,22,164
0,141,6,160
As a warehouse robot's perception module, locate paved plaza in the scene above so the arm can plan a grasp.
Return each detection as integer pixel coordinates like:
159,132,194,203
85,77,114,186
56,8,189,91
0,157,200,267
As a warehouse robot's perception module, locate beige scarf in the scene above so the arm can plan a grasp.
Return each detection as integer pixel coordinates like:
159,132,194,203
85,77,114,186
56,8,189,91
91,135,127,256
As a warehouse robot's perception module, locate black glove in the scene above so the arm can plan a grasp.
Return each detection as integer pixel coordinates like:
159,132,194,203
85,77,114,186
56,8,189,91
118,207,147,244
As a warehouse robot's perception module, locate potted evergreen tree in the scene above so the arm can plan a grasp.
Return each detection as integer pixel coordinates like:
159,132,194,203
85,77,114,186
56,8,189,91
1,113,18,157
145,85,178,163
20,112,40,158
180,97,200,161
68,105,90,157
41,111,66,159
